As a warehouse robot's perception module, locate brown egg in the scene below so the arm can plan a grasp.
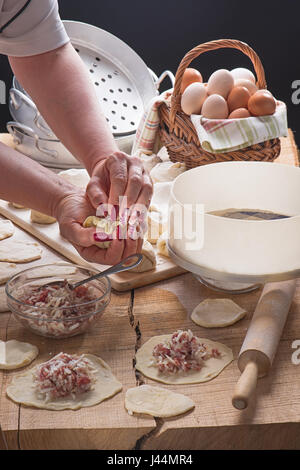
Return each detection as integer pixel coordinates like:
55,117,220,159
234,78,258,96
248,91,276,116
227,86,251,112
228,108,251,119
202,94,229,119
180,68,203,94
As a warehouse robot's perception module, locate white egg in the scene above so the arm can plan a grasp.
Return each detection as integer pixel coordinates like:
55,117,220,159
207,69,234,99
202,94,229,119
231,67,256,84
181,82,207,115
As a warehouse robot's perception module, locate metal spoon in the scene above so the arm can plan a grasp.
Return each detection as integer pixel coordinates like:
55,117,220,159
44,253,143,290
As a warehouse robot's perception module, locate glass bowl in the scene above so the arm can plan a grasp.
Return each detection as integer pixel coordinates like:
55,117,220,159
5,263,111,339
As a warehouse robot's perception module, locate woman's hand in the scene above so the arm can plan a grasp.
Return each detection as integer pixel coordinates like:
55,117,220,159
86,151,153,257
55,190,128,265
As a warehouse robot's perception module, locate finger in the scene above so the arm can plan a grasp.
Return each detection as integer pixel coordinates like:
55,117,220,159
106,153,128,206
86,176,108,210
135,171,153,209
60,222,95,248
123,157,144,208
103,239,125,265
122,238,139,259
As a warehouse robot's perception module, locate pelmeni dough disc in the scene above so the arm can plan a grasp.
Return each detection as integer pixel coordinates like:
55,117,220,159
0,240,42,263
30,210,56,225
191,298,247,328
6,354,122,410
0,262,17,285
125,385,195,418
0,219,14,240
131,240,156,273
135,334,233,385
0,340,39,370
58,169,90,189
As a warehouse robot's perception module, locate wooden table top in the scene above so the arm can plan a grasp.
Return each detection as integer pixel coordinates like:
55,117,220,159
0,130,299,450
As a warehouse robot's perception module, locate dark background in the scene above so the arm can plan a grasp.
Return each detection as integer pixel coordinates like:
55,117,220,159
0,0,300,144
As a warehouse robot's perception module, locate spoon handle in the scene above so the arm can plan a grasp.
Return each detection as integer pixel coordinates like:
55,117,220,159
72,254,143,289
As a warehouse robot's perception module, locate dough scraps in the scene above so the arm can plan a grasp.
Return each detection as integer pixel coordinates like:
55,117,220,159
6,353,122,410
125,384,195,418
0,220,14,240
191,298,247,328
0,262,17,285
0,340,38,370
135,332,233,385
0,240,42,263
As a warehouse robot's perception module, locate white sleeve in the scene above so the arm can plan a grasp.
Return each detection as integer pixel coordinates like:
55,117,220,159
0,0,70,56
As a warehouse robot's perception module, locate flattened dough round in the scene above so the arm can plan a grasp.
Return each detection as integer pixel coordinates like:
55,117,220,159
30,210,56,225
0,340,38,370
0,220,14,240
191,298,247,328
0,262,17,285
131,240,156,273
0,241,42,263
6,354,122,410
125,385,195,418
135,334,233,385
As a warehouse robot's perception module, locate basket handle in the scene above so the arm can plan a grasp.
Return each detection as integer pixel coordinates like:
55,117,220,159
170,39,267,126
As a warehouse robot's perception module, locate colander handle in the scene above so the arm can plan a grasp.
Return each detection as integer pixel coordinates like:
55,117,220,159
7,121,58,159
9,87,37,112
170,39,267,126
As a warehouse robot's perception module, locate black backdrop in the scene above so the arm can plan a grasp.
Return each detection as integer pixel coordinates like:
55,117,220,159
0,0,300,145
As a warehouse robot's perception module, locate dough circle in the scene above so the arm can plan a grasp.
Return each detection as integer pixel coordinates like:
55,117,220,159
125,385,195,418
0,262,17,285
135,334,233,385
6,354,122,410
0,241,42,263
0,340,38,370
0,219,14,240
191,298,247,328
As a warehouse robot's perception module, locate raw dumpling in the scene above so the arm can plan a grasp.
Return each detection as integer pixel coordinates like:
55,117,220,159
191,298,247,328
31,210,56,224
157,231,169,257
130,240,156,273
0,219,14,240
125,385,195,418
139,153,162,173
150,161,186,183
0,340,38,370
58,168,90,189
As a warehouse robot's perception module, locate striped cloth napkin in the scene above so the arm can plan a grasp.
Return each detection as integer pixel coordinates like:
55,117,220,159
191,100,288,153
132,93,288,156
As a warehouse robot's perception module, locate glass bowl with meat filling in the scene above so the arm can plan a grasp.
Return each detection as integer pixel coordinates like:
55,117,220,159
5,263,111,338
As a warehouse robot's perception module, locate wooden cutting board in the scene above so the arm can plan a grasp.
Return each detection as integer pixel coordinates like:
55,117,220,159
0,131,298,292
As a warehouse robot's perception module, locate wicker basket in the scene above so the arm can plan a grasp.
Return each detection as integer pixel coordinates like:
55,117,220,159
158,39,281,169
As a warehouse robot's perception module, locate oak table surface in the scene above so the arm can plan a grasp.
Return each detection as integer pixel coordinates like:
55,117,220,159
0,131,299,450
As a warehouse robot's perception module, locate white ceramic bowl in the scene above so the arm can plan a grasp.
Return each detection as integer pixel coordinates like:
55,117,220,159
169,161,300,283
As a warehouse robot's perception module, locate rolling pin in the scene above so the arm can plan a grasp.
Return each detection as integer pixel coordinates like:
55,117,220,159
232,279,297,410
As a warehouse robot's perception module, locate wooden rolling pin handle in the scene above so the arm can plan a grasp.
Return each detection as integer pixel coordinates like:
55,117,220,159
232,361,259,410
